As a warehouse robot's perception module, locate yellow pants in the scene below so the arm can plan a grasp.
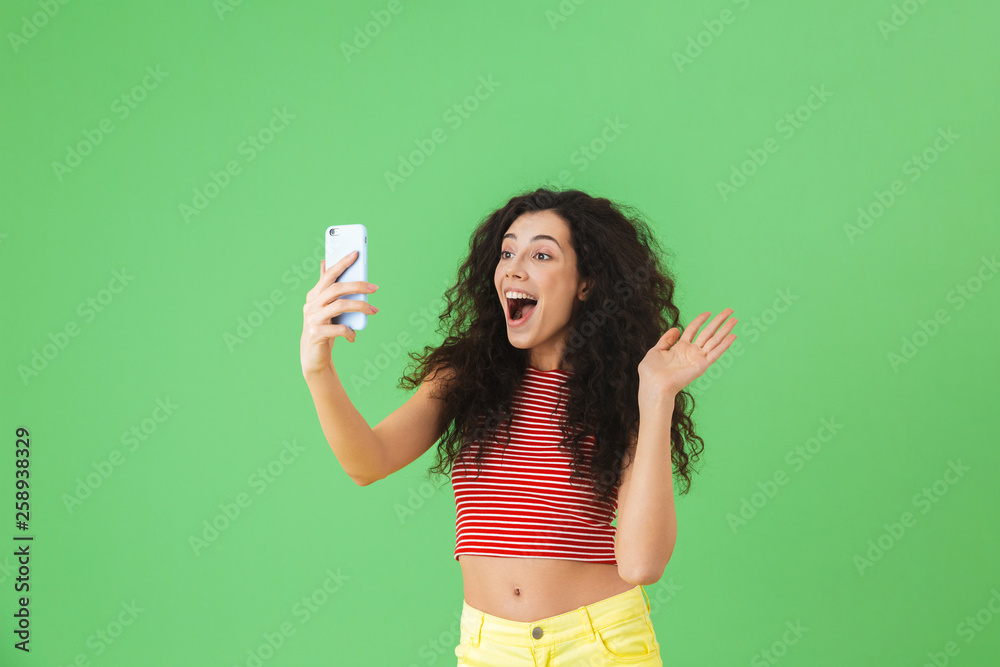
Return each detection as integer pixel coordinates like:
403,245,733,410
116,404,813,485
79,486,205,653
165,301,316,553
455,584,662,665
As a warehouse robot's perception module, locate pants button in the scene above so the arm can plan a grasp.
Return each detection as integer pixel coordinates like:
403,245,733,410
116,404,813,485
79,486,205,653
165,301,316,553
532,626,543,639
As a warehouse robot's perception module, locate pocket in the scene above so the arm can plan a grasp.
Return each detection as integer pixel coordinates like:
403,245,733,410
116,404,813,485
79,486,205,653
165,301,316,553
594,612,660,663
455,623,473,664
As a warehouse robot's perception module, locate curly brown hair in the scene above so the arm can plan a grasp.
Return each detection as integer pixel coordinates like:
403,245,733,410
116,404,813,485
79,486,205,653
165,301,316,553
398,187,705,506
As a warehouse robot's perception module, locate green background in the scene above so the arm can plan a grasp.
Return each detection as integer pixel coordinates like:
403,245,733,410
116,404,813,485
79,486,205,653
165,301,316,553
2,0,999,665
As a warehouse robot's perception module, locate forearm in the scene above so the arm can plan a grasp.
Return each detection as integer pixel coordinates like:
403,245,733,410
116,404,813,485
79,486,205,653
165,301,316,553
303,364,385,486
616,398,678,583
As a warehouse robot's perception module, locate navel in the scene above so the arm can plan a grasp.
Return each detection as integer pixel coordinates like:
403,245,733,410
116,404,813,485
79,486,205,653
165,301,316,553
513,587,520,596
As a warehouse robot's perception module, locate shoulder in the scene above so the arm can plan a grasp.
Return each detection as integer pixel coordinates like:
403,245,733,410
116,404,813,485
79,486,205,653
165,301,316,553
430,361,456,379
423,361,458,395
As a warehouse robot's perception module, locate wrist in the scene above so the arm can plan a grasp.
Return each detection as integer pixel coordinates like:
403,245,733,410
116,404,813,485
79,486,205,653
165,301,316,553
302,363,334,382
638,389,677,415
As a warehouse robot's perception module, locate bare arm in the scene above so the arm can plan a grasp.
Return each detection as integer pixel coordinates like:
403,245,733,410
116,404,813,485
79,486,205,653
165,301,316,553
300,251,453,487
303,364,384,486
303,362,453,486
616,308,737,583
614,398,678,586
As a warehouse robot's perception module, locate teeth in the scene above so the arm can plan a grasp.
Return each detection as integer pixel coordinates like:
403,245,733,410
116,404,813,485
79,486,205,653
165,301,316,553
504,290,537,300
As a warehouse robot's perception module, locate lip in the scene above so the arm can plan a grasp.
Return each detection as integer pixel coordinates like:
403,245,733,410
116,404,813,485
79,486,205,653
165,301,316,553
503,286,538,300
501,285,540,329
505,295,537,328
506,301,536,328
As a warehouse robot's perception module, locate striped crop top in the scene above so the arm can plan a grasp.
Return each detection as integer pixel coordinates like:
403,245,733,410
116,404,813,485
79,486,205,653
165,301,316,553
451,364,619,563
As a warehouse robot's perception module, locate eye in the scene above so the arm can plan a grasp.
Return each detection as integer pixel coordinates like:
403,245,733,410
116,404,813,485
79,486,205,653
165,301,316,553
499,250,551,260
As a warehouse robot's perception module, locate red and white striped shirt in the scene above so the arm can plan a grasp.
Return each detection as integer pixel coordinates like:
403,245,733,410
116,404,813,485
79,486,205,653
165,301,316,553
451,364,619,563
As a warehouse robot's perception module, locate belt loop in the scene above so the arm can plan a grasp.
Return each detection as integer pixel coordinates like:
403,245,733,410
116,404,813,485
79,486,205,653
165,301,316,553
471,611,484,647
640,585,651,613
578,605,596,643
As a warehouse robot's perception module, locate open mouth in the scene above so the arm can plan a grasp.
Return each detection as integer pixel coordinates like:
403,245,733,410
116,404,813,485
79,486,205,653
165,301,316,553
506,296,538,326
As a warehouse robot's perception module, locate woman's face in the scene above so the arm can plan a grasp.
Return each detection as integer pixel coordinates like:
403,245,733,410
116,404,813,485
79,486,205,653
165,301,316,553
494,209,592,371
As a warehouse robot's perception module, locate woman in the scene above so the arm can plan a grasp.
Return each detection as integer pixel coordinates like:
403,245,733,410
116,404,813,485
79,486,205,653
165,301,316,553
300,188,737,665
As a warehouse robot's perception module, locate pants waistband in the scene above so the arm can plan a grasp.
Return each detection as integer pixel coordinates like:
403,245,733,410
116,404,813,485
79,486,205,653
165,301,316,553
461,584,651,648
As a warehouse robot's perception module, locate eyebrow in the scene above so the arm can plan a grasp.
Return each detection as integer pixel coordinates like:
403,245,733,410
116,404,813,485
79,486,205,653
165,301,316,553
502,233,563,250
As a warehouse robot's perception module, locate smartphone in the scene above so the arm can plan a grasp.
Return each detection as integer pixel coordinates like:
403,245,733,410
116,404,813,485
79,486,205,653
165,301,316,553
325,224,368,331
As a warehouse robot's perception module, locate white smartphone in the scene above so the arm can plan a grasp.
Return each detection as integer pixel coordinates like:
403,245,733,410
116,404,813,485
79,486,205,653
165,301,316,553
324,224,368,331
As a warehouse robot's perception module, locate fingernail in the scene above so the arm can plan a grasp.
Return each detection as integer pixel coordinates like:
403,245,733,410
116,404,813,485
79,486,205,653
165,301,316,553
372,307,379,313
369,283,379,290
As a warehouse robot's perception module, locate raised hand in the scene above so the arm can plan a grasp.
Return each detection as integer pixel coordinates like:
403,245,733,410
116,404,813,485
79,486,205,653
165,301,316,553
637,308,737,407
300,251,380,376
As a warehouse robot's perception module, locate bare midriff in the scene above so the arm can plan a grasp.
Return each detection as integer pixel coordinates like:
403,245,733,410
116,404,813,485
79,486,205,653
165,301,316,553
458,554,636,622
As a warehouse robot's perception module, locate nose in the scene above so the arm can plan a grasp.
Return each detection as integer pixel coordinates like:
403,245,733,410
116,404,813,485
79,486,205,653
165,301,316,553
505,260,523,280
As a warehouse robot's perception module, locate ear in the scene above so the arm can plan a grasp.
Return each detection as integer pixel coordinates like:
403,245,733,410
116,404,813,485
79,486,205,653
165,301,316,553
578,277,594,301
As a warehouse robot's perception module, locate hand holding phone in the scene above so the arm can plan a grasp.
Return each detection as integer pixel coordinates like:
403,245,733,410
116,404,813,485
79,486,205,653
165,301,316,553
300,225,377,375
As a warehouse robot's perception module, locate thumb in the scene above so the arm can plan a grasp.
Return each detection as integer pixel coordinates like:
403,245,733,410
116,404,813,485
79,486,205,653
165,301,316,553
655,327,681,350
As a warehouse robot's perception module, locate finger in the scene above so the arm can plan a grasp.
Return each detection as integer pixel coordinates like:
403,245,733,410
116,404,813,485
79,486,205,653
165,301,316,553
336,323,357,343
679,312,713,344
342,324,357,343
705,333,737,365
702,317,737,355
319,297,377,322
313,323,356,343
307,262,328,299
654,327,681,350
319,281,377,309
693,308,735,347
318,250,359,290
700,312,737,353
